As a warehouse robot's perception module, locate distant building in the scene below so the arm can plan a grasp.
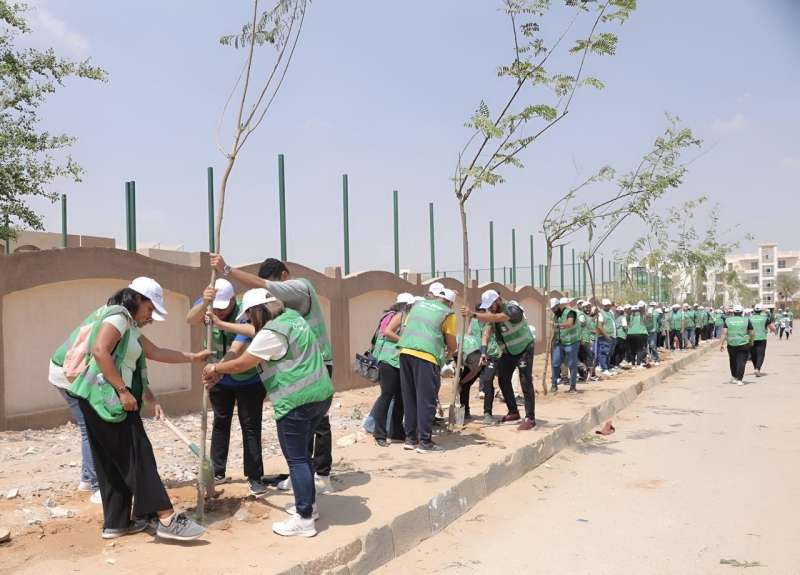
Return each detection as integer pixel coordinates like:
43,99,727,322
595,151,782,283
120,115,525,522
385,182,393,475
719,243,800,307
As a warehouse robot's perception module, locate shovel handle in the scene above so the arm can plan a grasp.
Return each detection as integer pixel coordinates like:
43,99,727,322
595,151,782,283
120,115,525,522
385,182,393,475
162,417,201,457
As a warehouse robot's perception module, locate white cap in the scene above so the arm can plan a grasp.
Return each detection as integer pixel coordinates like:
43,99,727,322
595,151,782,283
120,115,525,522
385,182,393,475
212,278,235,310
733,304,743,313
601,298,611,306
480,289,500,310
439,288,457,303
549,297,560,309
413,296,425,303
128,277,167,321
649,301,657,306
396,292,415,305
236,288,277,320
559,297,570,305
672,304,679,309
428,282,445,295
683,303,689,308
624,304,631,310
637,300,646,308
582,301,592,308
754,303,763,311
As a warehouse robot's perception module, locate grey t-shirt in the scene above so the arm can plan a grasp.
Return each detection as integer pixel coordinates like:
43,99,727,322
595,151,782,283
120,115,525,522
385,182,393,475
264,279,312,317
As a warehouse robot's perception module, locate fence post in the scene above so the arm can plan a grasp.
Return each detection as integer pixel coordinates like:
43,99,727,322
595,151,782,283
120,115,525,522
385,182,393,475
342,174,350,275
278,154,287,260
393,190,399,275
489,220,495,282
207,167,215,252
125,181,133,251
429,202,435,278
559,244,565,292
511,228,517,288
61,193,67,248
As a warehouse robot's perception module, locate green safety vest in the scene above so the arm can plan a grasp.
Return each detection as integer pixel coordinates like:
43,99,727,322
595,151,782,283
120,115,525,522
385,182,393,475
373,311,404,369
297,278,332,363
457,317,482,357
600,310,616,338
628,312,648,335
615,314,628,338
750,313,768,341
669,311,683,330
207,299,259,381
470,318,501,358
713,312,724,327
257,308,334,421
52,305,149,423
685,310,696,329
649,309,662,333
558,307,581,346
725,315,750,347
398,299,453,366
496,302,534,355
581,315,596,344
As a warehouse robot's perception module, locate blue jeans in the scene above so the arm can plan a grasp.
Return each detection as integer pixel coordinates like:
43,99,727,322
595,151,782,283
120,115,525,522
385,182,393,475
59,388,97,490
648,332,660,361
552,342,579,390
596,337,614,371
714,325,722,339
684,328,696,348
276,397,332,519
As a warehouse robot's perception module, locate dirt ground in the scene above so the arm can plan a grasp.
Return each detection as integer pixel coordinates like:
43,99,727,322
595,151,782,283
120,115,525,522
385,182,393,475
0,345,698,574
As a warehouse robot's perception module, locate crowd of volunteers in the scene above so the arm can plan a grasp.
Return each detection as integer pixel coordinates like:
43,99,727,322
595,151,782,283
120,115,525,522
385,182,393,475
47,261,794,541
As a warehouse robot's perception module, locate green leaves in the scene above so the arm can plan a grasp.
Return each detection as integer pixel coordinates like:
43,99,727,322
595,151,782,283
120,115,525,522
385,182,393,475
1,1,107,240
570,32,618,55
220,0,307,50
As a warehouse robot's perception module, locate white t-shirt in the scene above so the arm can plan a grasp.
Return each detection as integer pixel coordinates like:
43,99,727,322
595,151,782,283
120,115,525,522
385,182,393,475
102,314,142,388
246,329,288,362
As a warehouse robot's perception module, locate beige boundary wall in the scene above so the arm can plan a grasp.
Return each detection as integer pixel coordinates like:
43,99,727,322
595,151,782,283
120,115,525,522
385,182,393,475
0,248,554,430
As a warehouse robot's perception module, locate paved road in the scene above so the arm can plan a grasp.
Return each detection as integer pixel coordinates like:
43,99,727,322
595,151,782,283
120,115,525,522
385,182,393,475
378,336,800,574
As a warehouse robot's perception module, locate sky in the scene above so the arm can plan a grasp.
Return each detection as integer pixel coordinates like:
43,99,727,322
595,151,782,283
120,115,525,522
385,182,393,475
17,0,800,278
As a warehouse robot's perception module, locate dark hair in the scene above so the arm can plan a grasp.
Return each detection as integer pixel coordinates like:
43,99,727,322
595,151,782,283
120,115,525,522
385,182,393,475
385,302,408,313
474,303,483,312
249,299,286,332
107,288,147,316
258,258,289,281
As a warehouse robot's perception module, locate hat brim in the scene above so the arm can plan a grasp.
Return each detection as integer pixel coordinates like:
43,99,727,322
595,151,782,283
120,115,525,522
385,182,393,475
212,297,232,310
151,304,167,322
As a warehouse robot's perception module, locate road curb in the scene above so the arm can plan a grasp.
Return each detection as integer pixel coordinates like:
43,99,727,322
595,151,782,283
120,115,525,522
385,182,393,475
278,344,716,575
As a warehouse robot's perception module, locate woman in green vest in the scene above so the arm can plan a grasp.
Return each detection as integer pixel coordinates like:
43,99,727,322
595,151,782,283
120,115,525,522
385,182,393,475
748,303,774,377
187,278,267,495
627,301,650,367
719,304,754,386
51,278,209,541
612,306,629,367
370,293,415,446
203,288,334,538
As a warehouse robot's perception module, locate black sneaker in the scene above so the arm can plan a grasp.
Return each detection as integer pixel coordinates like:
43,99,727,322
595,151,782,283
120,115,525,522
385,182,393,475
416,441,443,454
374,438,388,447
101,518,149,540
567,387,578,394
214,475,230,486
403,440,418,450
550,384,558,393
249,478,268,496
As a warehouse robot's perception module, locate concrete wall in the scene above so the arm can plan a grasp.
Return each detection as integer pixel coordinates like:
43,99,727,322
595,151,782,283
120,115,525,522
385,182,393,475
0,248,552,430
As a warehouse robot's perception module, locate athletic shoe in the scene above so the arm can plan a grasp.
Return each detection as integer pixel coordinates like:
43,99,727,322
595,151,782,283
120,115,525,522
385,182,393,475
567,387,578,394
214,475,230,486
155,512,205,541
754,370,762,377
272,514,317,537
501,413,521,423
248,479,268,496
276,476,293,491
285,502,320,521
375,438,388,447
737,380,744,386
482,414,496,425
550,384,559,393
403,440,419,450
517,418,536,431
90,490,102,505
102,518,149,540
78,481,94,492
314,473,334,494
478,391,486,399
416,441,443,454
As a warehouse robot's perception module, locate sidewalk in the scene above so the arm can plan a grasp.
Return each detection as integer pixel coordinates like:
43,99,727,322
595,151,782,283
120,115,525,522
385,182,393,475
0,343,714,575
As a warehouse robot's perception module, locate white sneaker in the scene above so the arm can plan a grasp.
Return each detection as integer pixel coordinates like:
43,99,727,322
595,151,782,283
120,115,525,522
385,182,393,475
478,391,485,399
272,514,317,537
314,473,334,494
276,477,293,492
285,502,320,520
729,378,737,384
737,380,744,386
90,490,102,505
78,481,94,492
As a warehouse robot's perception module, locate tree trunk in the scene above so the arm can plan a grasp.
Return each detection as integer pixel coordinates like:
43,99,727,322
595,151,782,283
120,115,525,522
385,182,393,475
538,242,554,395
449,199,470,427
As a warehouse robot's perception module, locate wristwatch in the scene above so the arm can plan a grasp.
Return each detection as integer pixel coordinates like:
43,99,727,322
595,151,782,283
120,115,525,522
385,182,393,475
222,264,232,277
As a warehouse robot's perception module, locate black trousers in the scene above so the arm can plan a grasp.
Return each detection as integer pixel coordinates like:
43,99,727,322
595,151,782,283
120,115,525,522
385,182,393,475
480,357,499,415
750,339,767,370
458,351,483,418
308,365,334,476
613,337,627,365
209,383,266,481
497,342,535,420
727,344,750,380
373,362,406,441
669,329,683,350
400,354,440,443
78,399,171,530
628,334,648,365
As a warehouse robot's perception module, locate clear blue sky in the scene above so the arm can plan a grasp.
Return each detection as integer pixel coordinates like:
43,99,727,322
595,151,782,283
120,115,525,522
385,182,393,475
22,0,800,276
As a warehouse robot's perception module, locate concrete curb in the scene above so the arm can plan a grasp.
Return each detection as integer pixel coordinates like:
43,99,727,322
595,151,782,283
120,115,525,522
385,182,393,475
278,344,716,575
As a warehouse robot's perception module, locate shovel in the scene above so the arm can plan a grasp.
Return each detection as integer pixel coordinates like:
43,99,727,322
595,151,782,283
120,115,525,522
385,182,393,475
162,417,216,496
